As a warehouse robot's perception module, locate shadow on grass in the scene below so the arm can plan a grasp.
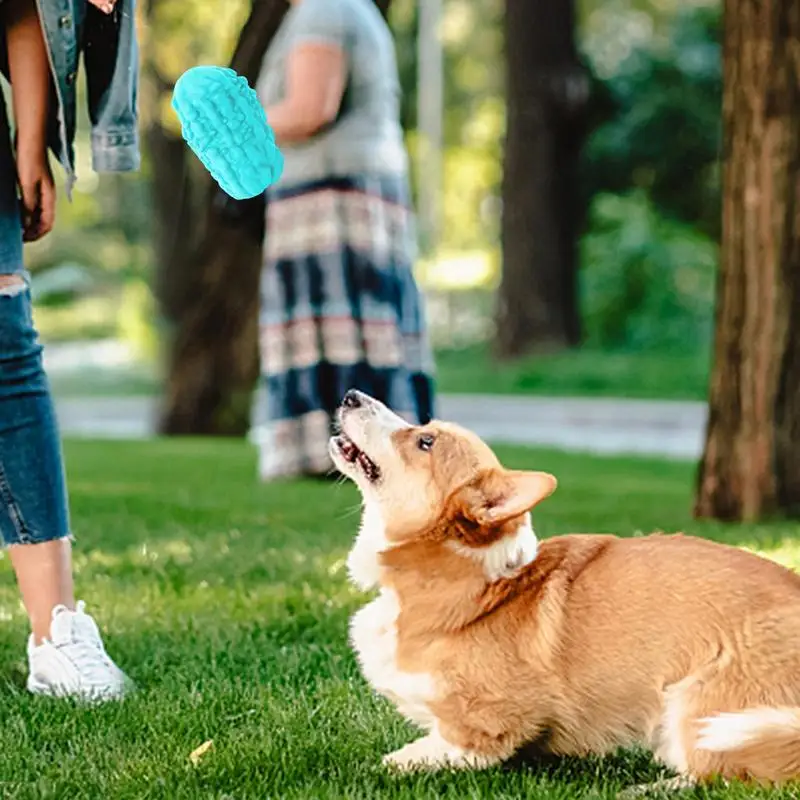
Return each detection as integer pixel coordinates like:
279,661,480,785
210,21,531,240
372,747,704,800
509,744,668,787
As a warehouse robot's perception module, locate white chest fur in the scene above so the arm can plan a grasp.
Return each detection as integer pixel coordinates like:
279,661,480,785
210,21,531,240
346,501,539,732
347,501,436,729
346,502,388,592
349,589,437,729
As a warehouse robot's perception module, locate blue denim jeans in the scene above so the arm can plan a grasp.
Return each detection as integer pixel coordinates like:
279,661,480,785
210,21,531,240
0,95,71,547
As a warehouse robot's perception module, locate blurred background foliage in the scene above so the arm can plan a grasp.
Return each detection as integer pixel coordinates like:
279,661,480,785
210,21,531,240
28,0,722,398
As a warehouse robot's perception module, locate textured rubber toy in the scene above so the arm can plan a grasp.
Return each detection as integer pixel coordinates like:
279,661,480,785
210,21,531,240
172,66,283,200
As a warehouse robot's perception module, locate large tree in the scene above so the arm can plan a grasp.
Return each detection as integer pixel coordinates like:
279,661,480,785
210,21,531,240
695,0,800,521
147,0,392,436
495,0,590,358
145,0,290,436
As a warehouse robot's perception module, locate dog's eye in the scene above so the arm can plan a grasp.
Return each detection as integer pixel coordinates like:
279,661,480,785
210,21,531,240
417,434,435,452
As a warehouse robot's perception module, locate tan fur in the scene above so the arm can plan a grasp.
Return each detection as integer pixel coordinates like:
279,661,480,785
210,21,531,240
330,391,800,788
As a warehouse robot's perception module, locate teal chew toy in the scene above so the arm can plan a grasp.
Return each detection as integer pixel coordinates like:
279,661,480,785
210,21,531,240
172,66,283,200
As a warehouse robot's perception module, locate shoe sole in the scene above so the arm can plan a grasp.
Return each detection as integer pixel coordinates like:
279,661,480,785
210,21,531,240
27,674,128,701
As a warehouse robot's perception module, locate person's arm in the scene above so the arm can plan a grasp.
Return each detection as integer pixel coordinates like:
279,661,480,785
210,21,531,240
5,0,49,158
4,0,55,240
88,0,117,13
265,42,346,145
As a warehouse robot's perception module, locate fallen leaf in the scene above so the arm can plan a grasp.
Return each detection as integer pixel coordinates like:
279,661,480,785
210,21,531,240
189,740,213,766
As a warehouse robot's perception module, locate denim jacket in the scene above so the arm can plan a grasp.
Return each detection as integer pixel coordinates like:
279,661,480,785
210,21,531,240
1,0,140,194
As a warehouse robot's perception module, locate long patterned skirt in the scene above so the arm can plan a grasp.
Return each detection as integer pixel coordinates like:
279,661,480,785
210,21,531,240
256,174,436,480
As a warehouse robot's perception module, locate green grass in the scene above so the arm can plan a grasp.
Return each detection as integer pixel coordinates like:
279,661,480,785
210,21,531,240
46,345,712,402
435,344,711,401
1,440,798,799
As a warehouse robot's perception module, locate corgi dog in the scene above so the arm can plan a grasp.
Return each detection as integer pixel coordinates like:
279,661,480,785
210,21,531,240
329,389,800,793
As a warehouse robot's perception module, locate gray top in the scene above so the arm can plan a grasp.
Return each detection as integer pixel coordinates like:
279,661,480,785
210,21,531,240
256,0,408,185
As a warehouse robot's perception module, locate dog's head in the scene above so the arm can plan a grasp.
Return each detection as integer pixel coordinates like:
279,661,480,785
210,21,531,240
329,390,557,546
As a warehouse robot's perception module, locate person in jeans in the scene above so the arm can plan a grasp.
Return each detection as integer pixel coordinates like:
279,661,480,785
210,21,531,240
0,0,138,699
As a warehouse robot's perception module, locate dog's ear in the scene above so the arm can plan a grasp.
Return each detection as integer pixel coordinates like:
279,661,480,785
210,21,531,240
462,469,557,527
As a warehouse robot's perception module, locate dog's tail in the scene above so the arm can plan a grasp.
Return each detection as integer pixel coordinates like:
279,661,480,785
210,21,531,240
696,707,800,782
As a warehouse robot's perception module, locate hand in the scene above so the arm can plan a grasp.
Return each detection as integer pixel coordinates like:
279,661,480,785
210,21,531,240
87,0,117,13
16,147,56,242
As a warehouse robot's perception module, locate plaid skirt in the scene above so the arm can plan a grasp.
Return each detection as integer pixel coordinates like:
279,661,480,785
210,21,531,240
257,174,436,479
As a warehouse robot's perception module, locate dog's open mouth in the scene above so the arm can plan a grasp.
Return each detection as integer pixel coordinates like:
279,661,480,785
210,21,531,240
333,434,381,482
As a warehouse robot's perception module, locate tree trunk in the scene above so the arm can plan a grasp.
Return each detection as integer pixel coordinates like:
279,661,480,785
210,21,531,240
151,0,290,436
495,0,590,358
695,0,800,521
150,0,392,436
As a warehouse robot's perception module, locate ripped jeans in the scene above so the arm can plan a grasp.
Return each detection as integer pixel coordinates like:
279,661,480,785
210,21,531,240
0,94,71,547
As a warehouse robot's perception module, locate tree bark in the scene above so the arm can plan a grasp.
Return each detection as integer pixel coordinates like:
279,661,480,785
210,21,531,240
150,0,290,436
695,0,800,521
495,0,590,358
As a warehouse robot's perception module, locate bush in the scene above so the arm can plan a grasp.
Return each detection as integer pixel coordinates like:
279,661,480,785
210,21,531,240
582,2,722,238
580,191,717,352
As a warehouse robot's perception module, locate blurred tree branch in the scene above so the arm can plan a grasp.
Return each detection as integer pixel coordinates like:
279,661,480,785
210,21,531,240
373,0,390,19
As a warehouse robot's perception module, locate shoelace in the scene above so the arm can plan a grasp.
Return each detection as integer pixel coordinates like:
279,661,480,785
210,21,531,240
47,603,118,688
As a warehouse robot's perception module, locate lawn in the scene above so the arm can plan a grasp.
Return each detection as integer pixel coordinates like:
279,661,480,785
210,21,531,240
44,346,712,403
44,345,712,403
435,344,711,401
0,439,798,799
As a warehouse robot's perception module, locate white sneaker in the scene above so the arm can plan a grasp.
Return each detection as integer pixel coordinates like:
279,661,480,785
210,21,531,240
26,601,131,701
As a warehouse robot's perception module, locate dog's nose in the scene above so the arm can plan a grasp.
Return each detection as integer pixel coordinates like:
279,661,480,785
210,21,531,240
342,389,362,409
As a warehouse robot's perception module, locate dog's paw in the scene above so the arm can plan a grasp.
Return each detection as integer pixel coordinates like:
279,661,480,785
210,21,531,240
382,750,417,772
382,739,441,772
382,734,498,774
